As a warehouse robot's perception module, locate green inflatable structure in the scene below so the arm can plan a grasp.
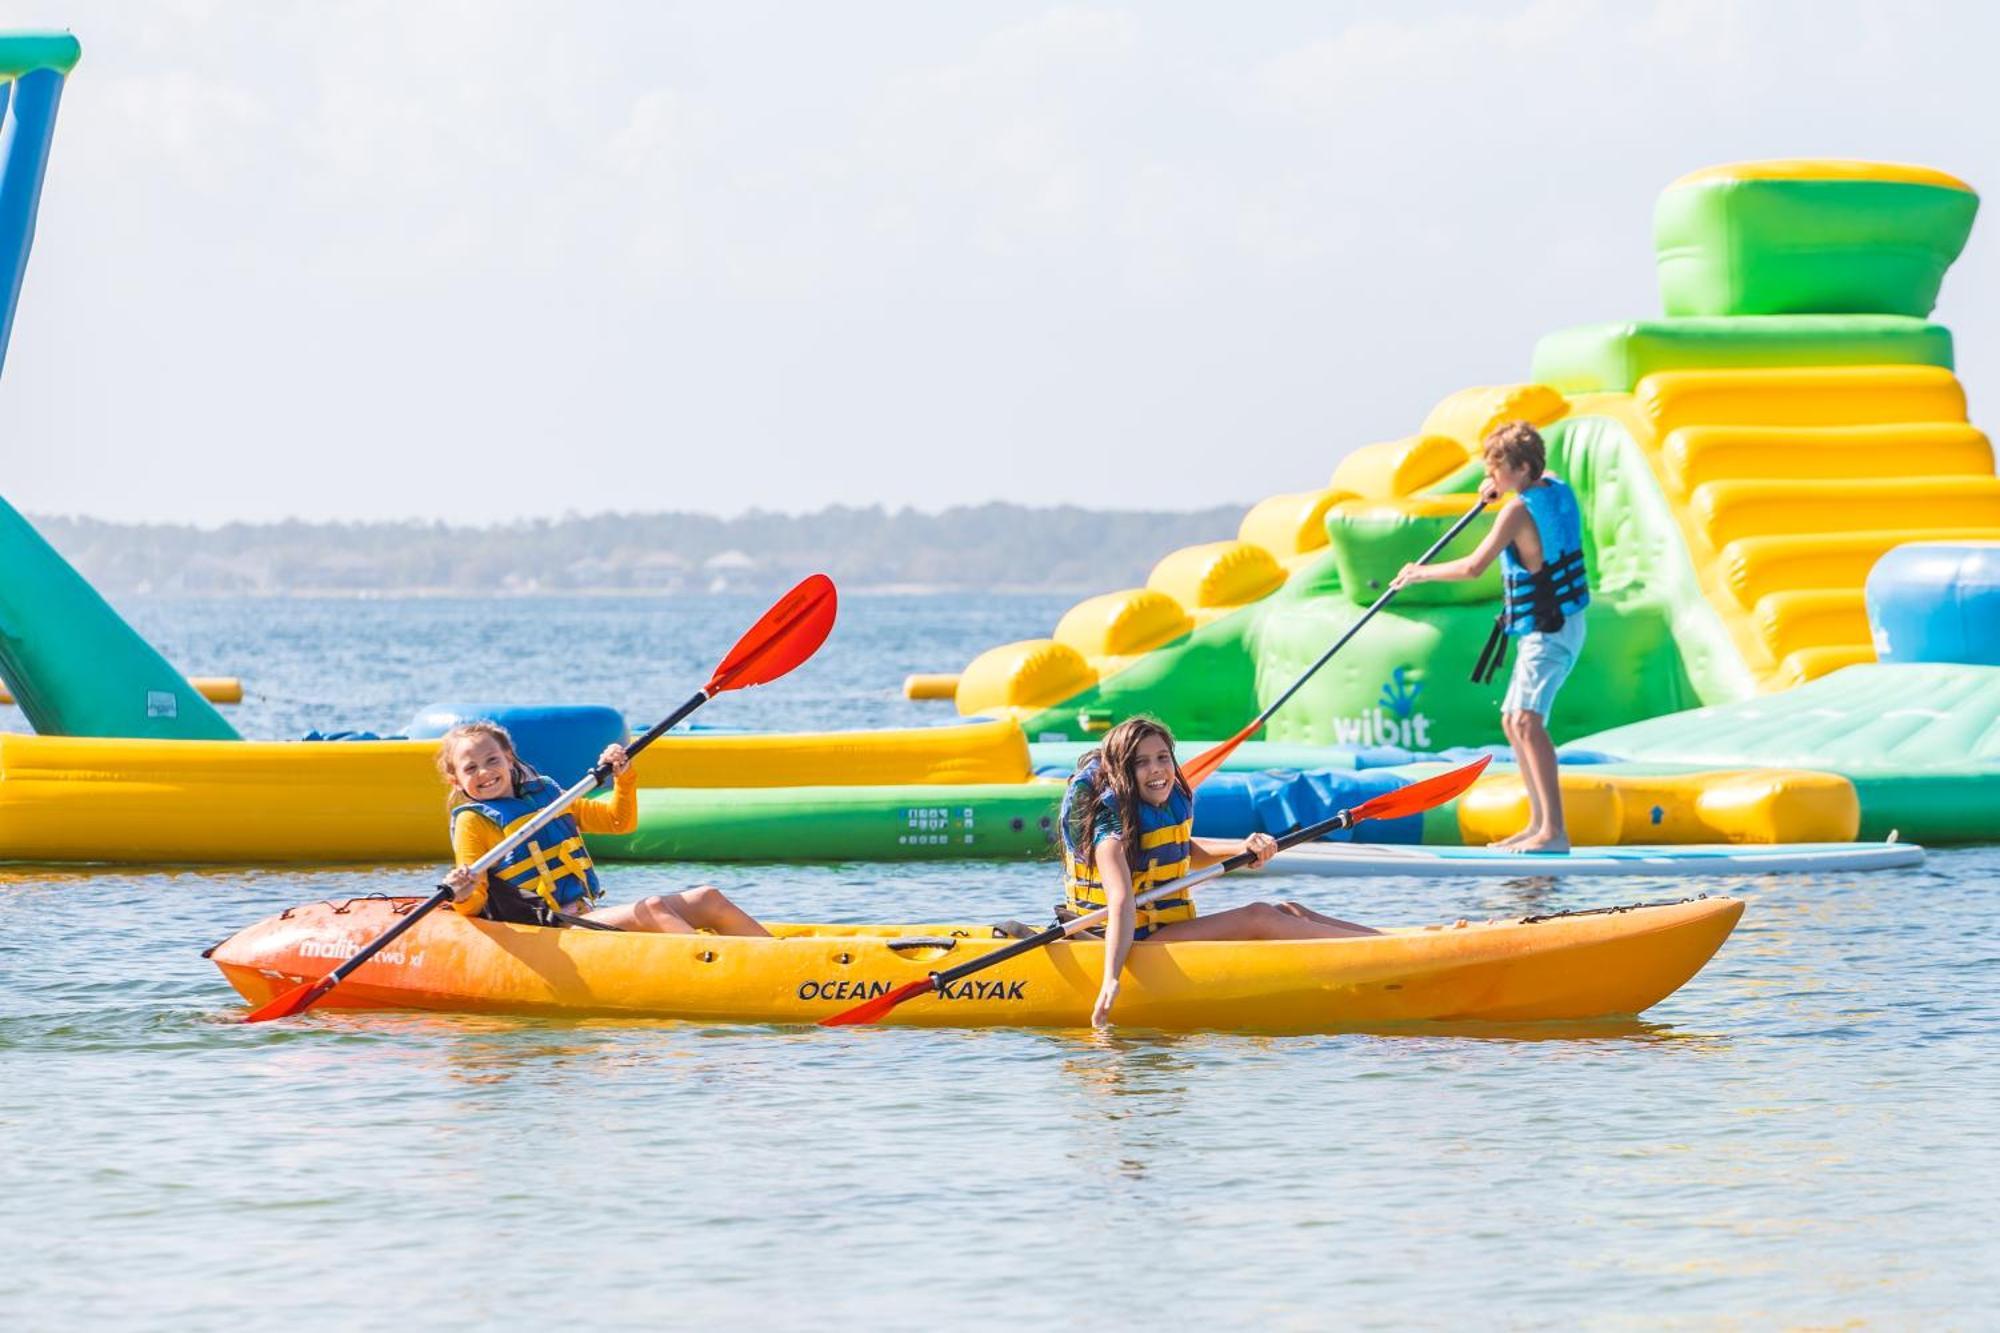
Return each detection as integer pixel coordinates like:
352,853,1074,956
1021,412,1733,751
0,497,239,740
963,162,1997,844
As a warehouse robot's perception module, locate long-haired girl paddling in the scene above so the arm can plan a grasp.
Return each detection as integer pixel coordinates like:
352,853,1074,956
1060,716,1377,1026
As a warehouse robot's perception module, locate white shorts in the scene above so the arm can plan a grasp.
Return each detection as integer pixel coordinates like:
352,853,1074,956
1502,615,1586,719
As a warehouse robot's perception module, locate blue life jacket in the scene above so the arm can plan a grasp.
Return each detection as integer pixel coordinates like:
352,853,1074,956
1498,476,1591,636
451,775,602,925
1058,759,1197,930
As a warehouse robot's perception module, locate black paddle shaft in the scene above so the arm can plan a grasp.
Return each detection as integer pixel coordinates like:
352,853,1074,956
594,689,708,785
923,807,1361,992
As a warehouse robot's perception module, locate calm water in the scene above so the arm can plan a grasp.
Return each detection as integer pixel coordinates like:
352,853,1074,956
3,595,1996,1327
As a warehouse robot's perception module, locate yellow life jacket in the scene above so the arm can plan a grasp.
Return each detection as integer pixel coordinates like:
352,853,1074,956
1059,761,1198,931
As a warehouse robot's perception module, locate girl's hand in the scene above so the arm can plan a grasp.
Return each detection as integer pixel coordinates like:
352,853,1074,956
1090,978,1121,1028
444,867,480,902
1243,832,1279,868
598,743,630,776
1391,562,1426,590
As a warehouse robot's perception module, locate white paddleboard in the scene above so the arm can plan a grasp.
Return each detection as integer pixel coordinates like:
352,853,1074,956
1267,840,1924,878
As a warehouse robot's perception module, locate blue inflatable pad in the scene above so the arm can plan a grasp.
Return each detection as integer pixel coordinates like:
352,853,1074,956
1866,541,2000,667
1188,768,1420,843
406,703,629,787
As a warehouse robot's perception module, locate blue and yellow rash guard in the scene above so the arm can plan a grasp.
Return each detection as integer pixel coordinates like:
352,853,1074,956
449,769,637,923
1059,761,1198,936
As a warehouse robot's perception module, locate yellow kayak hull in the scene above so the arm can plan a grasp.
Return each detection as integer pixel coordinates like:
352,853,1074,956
208,896,1744,1032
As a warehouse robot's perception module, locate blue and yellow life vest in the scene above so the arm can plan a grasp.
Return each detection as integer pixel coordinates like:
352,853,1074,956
1499,476,1591,636
451,775,603,924
1058,760,1198,931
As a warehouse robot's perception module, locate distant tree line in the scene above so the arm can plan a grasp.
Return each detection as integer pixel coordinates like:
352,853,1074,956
30,503,1251,595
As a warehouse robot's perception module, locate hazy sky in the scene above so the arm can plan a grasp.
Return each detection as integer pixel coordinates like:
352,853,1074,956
1,1,1994,524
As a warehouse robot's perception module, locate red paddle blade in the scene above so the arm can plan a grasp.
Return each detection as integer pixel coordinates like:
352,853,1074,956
242,977,325,1024
1348,754,1493,825
1182,717,1261,789
819,976,934,1028
706,574,838,695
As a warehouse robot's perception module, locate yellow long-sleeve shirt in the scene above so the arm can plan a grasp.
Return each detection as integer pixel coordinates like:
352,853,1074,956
448,768,638,917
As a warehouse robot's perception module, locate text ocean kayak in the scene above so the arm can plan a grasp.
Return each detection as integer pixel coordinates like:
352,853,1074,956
207,895,1744,1032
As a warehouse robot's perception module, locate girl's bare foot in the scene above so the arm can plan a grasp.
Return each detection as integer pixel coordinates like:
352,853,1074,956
1509,833,1571,854
1487,828,1536,849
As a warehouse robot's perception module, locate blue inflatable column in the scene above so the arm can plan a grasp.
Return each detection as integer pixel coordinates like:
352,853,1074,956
0,66,65,376
1866,541,2000,667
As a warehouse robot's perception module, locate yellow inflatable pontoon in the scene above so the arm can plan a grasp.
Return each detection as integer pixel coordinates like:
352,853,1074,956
0,721,1031,863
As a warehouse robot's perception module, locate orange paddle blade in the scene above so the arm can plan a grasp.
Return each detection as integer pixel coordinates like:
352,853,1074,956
1348,754,1492,825
706,574,838,695
242,977,324,1024
1182,717,1261,789
819,977,935,1028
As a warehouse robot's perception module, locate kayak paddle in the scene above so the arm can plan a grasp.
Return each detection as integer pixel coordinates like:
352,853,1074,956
241,573,839,1023
1182,500,1489,787
819,752,1492,1028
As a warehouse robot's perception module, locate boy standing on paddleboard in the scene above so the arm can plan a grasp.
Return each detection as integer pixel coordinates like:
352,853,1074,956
1392,421,1590,853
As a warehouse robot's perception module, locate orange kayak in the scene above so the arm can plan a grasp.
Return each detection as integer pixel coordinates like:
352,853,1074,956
207,894,1743,1033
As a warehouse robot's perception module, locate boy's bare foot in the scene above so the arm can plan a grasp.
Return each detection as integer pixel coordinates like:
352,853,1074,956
1509,834,1571,855
1487,829,1535,849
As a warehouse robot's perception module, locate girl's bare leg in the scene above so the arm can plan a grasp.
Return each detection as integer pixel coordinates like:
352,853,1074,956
1277,901,1380,933
586,885,771,936
671,885,771,936
1148,902,1378,941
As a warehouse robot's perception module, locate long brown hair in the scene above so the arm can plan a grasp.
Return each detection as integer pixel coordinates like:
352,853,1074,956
436,720,538,809
1070,715,1190,873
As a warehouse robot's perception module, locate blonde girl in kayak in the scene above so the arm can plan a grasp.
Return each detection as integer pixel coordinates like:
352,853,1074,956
438,721,769,936
1061,716,1379,1026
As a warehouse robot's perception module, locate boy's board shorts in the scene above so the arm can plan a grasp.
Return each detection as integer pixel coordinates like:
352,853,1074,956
1502,615,1586,719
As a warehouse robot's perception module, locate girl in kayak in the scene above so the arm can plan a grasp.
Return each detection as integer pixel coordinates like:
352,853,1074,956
1061,716,1378,1026
438,721,769,935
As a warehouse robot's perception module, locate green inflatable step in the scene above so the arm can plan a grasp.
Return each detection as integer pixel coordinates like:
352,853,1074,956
1532,315,1954,394
589,783,1064,862
1579,663,2000,843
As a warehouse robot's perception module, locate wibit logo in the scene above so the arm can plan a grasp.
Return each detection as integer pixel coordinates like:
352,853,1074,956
1331,666,1433,748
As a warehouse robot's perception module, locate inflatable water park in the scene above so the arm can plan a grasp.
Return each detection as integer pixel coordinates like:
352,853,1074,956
0,31,1994,1029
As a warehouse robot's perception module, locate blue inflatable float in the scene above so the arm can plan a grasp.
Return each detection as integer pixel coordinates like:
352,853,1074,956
1866,541,2000,667
406,703,628,787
